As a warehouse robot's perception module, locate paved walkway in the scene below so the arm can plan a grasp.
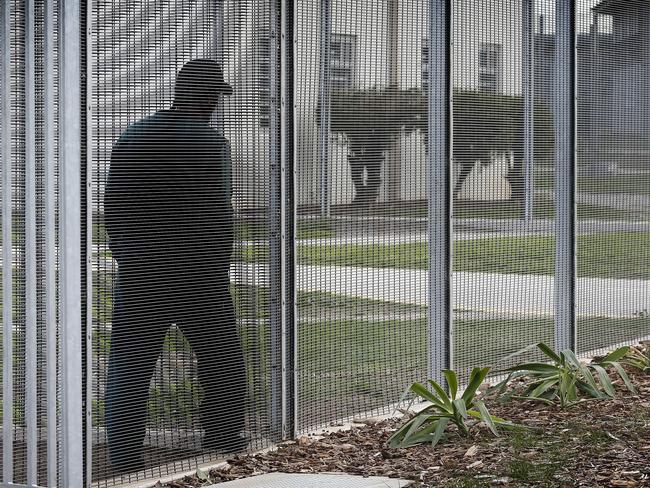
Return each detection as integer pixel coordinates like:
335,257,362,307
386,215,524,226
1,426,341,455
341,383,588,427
232,263,650,319
539,188,650,215
212,473,412,488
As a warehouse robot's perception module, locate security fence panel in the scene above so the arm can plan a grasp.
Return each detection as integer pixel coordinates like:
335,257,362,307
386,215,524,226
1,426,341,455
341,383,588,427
4,0,650,485
91,0,281,485
576,0,650,356
451,0,558,376
295,0,431,431
1,0,64,486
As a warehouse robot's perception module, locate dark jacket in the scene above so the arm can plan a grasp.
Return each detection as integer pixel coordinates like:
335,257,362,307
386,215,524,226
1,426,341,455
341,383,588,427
104,110,233,265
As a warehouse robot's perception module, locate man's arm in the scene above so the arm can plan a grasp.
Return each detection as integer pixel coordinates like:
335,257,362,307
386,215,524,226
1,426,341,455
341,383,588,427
105,134,139,257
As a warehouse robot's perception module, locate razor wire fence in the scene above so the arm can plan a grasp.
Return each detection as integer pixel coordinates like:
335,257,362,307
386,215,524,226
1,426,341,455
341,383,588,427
1,0,649,487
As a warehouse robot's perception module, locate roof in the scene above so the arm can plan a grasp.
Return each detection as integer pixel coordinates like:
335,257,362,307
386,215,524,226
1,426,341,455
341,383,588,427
593,0,646,14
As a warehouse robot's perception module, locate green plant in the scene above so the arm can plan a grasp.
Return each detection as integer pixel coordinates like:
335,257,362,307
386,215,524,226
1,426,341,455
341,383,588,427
388,368,512,448
495,343,635,407
622,344,650,373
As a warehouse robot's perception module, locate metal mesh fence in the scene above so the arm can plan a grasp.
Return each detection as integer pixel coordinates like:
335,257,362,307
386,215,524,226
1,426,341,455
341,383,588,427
451,1,558,378
295,0,429,433
1,1,650,487
575,0,650,357
1,0,60,486
90,0,281,485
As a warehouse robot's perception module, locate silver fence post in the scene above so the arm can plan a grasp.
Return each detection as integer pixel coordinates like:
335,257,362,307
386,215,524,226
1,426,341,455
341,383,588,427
280,0,296,440
318,0,330,217
523,0,534,222
428,0,453,384
1,0,13,482
554,0,577,352
386,0,400,203
270,0,297,442
44,0,58,484
25,0,39,483
60,0,84,485
84,0,94,483
213,0,225,133
269,0,282,440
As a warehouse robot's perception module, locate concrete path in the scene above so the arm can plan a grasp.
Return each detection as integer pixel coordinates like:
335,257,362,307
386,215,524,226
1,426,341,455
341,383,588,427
539,188,650,215
212,473,413,488
231,263,650,319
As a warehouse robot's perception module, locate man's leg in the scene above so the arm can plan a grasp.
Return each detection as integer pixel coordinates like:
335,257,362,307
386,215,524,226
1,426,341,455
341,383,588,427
179,280,247,453
105,266,168,472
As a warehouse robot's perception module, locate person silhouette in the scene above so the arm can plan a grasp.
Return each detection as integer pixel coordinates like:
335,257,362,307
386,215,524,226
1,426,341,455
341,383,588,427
104,59,247,473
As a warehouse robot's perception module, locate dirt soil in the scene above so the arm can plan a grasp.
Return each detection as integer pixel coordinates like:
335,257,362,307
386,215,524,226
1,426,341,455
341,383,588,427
160,367,650,487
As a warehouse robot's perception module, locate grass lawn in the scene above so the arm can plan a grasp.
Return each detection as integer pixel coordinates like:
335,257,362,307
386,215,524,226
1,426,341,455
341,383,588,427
297,312,650,422
89,283,650,433
287,232,650,280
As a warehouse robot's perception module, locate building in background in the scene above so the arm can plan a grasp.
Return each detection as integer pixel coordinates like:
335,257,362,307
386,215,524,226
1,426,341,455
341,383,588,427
535,0,650,173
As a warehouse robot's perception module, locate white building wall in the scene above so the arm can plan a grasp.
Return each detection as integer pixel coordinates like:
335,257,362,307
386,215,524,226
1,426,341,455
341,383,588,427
225,0,524,208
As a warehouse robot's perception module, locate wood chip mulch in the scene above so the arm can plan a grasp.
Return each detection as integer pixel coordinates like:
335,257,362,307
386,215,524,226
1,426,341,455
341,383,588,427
161,368,650,487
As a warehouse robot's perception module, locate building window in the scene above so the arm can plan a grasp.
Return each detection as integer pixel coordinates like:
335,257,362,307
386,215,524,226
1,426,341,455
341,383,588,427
330,33,356,89
478,42,502,93
421,41,429,90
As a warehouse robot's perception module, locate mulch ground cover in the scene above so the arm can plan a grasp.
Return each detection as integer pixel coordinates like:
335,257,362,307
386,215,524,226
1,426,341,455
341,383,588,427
161,367,650,487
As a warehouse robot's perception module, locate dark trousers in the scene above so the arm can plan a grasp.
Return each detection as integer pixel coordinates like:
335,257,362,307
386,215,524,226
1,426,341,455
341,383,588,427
105,257,246,471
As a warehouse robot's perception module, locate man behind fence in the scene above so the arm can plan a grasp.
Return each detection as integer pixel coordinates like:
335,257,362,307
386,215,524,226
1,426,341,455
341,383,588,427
104,59,247,473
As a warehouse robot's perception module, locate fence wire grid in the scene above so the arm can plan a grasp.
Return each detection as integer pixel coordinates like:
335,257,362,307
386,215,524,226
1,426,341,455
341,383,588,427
1,0,649,487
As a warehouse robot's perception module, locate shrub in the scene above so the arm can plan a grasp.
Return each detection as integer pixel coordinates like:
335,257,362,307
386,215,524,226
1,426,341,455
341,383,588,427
495,343,635,407
388,367,512,448
622,344,650,373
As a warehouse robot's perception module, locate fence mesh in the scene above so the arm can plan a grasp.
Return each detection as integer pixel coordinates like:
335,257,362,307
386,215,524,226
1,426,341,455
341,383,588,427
295,0,429,432
90,0,283,485
451,1,558,378
575,0,650,357
0,0,60,485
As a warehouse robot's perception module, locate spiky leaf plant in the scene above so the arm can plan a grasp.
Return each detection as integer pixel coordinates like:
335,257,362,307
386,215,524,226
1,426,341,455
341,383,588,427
388,368,512,448
494,343,635,407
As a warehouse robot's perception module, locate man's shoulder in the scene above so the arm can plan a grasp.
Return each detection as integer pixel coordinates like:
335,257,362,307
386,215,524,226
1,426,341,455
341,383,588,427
116,112,163,142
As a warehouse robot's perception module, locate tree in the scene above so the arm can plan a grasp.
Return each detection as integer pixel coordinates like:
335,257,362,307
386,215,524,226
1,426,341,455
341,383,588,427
322,88,554,204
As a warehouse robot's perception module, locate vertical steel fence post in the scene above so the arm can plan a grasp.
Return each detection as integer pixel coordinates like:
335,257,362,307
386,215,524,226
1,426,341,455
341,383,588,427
386,0,400,202
213,0,225,133
554,0,577,352
270,0,297,442
0,0,13,482
84,0,93,483
212,0,224,67
590,13,599,165
318,0,330,217
428,0,453,384
523,0,534,222
25,0,39,483
269,0,283,441
60,0,84,485
44,0,58,484
280,0,297,440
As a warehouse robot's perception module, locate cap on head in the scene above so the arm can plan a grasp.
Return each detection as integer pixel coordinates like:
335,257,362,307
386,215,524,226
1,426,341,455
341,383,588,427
173,59,233,108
